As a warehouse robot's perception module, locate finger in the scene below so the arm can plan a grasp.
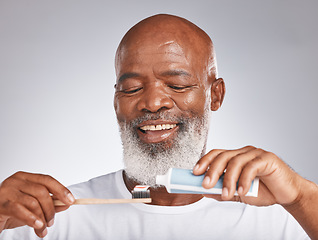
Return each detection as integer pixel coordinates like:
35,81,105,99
221,148,263,200
10,192,48,236
21,194,48,227
1,175,55,229
202,157,227,189
202,146,256,189
239,181,276,206
52,195,71,213
19,185,56,238
4,200,45,230
193,149,224,175
238,156,265,196
55,205,70,213
15,172,75,205
0,178,47,230
18,182,55,226
34,226,48,238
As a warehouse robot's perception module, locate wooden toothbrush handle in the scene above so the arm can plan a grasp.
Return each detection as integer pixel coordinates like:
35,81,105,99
54,198,152,206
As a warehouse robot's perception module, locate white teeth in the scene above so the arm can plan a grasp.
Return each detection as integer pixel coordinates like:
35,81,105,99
155,125,162,130
140,124,177,131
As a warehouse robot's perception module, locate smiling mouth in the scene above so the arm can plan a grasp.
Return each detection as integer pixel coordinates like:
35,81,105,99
137,122,179,144
139,123,177,132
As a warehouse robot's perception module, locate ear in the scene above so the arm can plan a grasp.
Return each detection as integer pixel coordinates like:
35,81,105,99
210,78,225,111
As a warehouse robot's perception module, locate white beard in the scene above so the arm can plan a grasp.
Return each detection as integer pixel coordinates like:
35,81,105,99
118,111,210,187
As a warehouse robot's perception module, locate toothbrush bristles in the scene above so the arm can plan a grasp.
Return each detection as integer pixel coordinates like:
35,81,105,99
132,190,151,199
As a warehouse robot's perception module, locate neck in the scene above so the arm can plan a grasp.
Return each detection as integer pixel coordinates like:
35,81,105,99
123,170,203,206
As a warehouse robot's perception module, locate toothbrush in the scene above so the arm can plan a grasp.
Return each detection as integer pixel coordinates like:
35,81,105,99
53,185,151,206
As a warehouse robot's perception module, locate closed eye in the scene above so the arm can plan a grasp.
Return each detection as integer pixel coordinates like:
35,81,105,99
121,87,142,94
169,85,193,92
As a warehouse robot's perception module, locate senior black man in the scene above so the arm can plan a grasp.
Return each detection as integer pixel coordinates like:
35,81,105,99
0,14,317,239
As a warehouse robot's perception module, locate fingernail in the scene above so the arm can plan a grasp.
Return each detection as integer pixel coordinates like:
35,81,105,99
48,218,54,227
202,176,211,187
193,164,200,172
67,193,75,204
34,220,44,229
238,186,243,196
41,228,48,237
222,187,229,198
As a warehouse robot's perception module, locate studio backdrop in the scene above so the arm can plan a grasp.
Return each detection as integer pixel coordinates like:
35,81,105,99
0,0,317,185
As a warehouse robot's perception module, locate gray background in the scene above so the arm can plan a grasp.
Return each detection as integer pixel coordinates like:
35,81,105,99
0,0,317,186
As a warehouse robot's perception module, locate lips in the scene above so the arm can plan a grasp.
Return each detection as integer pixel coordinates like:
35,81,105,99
137,121,179,144
140,123,177,131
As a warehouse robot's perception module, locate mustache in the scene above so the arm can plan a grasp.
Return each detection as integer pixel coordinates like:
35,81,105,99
128,112,187,127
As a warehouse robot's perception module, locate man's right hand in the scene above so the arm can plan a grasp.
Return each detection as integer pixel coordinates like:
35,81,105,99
0,171,75,238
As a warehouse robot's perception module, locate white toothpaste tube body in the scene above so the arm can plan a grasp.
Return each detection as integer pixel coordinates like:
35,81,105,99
156,168,259,197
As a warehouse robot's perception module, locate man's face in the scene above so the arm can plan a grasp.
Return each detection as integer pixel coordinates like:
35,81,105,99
114,37,211,143
114,35,212,185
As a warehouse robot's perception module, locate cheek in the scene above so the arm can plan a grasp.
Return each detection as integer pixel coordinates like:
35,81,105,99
114,97,138,122
173,90,207,115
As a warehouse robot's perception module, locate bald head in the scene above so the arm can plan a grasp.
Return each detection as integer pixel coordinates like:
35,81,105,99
114,14,225,126
115,14,218,81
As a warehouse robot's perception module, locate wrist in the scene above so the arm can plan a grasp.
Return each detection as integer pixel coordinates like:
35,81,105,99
283,178,317,210
282,178,318,225
282,179,318,239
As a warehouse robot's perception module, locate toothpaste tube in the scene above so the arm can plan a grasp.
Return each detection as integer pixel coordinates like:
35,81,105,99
156,168,259,197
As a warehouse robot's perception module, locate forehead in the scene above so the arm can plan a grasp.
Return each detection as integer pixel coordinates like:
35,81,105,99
116,37,203,77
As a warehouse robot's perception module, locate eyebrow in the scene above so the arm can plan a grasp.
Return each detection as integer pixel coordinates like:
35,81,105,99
117,70,191,83
117,72,141,83
160,70,192,78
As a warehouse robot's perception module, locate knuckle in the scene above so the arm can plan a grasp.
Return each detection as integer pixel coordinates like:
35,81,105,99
40,174,57,185
244,145,255,150
226,161,236,170
0,179,11,188
1,176,18,188
207,149,220,154
206,149,223,158
229,155,244,165
36,186,49,198
12,171,26,178
247,157,261,168
43,174,53,181
39,173,50,180
254,147,264,153
214,149,223,153
6,201,21,214
217,151,227,159
262,151,276,159
28,198,39,209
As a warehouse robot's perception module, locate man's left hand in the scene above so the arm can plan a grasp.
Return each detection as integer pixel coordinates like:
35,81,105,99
193,145,303,206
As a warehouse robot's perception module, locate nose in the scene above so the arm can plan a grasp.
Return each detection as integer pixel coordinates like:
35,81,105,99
137,84,174,113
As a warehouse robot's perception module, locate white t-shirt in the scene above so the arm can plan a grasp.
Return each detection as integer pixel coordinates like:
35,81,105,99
0,170,309,240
